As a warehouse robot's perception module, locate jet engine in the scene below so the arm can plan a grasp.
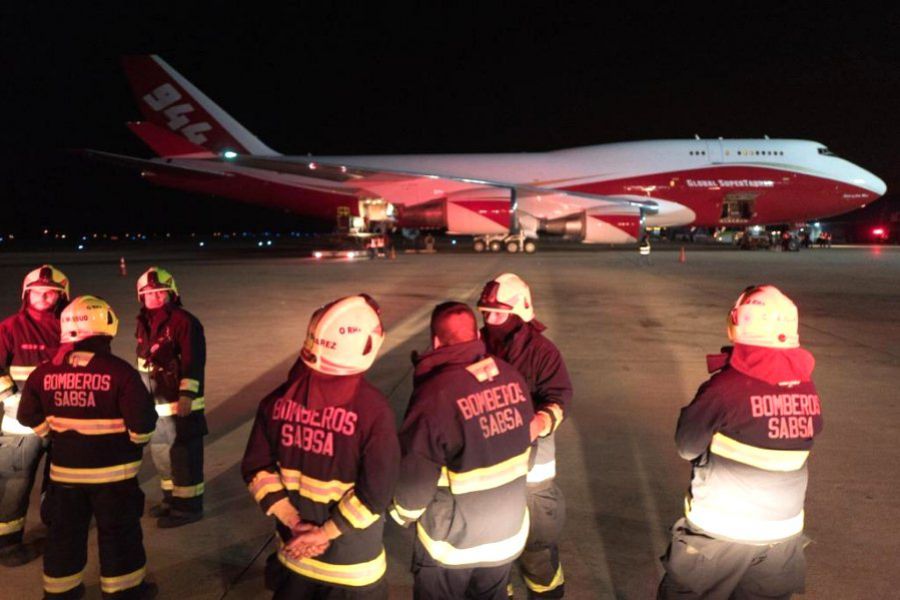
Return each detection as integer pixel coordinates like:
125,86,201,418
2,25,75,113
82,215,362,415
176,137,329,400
541,207,642,243
397,195,511,235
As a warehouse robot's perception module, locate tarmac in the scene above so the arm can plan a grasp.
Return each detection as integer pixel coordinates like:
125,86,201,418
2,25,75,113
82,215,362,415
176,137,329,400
1,243,898,599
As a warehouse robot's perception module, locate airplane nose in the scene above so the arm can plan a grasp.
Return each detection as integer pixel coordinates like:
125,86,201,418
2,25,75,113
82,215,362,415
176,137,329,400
869,173,888,196
850,167,887,197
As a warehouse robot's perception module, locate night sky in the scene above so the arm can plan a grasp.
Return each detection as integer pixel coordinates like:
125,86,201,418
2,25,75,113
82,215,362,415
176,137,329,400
2,4,898,237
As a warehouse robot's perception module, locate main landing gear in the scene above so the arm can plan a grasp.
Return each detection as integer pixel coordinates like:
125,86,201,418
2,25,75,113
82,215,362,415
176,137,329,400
472,233,537,254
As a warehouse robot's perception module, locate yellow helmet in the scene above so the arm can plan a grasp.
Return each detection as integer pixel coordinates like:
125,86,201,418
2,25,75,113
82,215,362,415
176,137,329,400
22,264,70,301
477,273,534,322
727,285,799,349
136,267,178,300
300,295,385,376
60,296,119,343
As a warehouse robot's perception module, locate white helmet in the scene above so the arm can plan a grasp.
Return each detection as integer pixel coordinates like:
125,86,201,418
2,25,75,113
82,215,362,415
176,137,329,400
300,295,385,375
61,296,119,343
22,264,70,301
477,273,534,323
136,267,178,300
728,285,799,349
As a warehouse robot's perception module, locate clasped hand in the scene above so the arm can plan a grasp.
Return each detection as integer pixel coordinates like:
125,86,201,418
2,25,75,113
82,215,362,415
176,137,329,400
283,522,330,559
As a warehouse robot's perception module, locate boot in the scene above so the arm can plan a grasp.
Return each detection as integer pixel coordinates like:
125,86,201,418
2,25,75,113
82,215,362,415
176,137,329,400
147,503,170,518
157,510,202,529
136,582,159,599
0,541,41,567
42,582,85,599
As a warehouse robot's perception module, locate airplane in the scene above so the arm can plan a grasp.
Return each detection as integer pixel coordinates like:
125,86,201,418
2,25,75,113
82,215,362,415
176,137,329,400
84,55,887,253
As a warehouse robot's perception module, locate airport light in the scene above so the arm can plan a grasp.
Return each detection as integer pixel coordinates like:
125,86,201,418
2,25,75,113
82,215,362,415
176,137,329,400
313,251,323,259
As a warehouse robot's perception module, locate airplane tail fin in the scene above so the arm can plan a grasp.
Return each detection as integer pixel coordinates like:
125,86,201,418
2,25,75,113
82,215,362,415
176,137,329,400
121,55,279,156
127,121,216,158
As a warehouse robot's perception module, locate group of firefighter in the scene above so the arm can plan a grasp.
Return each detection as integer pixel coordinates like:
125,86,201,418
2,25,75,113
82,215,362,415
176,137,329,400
0,263,822,600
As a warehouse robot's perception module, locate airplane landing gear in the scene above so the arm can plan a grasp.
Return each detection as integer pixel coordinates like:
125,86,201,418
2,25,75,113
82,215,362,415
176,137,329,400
472,233,537,254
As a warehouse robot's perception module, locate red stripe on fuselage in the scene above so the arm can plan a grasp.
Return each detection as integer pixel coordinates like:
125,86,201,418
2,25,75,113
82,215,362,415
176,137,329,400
452,200,512,229
563,166,879,225
589,214,641,238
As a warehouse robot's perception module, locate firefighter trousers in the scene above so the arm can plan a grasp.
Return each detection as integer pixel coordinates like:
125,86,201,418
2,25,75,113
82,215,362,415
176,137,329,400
273,571,388,600
517,481,566,598
657,518,808,600
0,433,46,547
43,478,147,599
412,538,512,600
150,414,204,513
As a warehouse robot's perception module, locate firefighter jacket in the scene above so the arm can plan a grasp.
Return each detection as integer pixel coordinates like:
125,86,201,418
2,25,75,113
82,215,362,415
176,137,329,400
677,343,823,544
135,303,207,434
16,337,157,484
0,307,61,434
482,320,572,485
241,362,400,589
391,339,534,569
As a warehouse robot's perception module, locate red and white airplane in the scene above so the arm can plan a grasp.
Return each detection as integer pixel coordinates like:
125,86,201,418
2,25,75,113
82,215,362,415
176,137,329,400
86,55,886,252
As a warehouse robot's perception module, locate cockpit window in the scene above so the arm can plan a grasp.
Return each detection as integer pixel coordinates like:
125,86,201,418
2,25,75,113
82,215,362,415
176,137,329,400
818,147,836,156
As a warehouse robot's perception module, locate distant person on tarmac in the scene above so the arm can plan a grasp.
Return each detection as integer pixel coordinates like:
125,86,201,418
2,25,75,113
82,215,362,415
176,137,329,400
658,286,823,599
0,265,69,567
639,235,652,265
135,267,207,529
478,274,573,599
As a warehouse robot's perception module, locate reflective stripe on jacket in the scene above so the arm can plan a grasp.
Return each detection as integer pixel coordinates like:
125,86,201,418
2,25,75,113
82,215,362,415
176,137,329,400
392,340,534,568
677,345,822,543
16,343,157,484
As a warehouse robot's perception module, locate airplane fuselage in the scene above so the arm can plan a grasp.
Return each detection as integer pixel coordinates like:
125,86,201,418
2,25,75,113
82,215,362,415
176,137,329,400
106,55,888,242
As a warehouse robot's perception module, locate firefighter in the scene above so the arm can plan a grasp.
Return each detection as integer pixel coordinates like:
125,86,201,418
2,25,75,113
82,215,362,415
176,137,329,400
390,302,534,600
657,285,823,599
0,265,69,567
135,267,207,528
241,295,400,598
477,274,572,599
16,295,158,599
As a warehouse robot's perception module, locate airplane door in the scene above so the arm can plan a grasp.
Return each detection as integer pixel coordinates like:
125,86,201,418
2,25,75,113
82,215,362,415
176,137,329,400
705,140,724,164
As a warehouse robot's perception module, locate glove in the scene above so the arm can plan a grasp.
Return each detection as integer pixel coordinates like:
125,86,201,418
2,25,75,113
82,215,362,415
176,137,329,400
176,395,194,417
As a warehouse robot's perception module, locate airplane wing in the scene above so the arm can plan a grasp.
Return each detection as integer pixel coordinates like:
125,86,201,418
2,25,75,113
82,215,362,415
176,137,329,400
230,154,657,214
81,147,652,242
227,155,655,242
79,149,233,178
